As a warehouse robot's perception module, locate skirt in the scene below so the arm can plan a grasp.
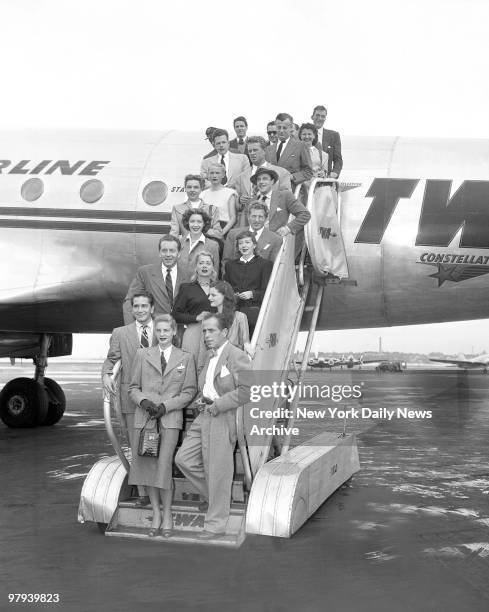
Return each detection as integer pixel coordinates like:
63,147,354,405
128,427,179,490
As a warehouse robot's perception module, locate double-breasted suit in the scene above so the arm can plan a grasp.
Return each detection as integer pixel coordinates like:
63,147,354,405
265,139,313,186
175,341,251,533
128,345,197,489
200,152,249,188
123,263,182,325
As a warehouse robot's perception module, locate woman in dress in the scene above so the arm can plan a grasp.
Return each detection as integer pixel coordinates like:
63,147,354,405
128,314,197,537
178,209,220,281
172,251,217,357
202,163,238,236
223,230,273,337
299,123,329,179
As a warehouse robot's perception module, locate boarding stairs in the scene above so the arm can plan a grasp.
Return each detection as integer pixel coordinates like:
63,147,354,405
78,179,359,546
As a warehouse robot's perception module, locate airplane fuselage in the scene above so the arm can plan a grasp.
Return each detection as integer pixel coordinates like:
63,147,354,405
1,130,489,337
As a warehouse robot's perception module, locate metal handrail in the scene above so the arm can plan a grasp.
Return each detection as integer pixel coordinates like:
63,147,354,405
103,360,130,472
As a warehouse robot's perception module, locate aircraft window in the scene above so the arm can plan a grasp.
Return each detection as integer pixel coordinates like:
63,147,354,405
21,178,44,201
80,179,104,203
142,180,168,206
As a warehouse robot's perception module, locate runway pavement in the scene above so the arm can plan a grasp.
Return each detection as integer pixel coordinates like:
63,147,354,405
1,363,489,611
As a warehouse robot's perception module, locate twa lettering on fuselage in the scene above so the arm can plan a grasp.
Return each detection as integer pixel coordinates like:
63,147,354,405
354,178,489,249
0,160,110,175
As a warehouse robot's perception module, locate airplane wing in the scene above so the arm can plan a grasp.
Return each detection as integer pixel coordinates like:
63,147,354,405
429,358,488,368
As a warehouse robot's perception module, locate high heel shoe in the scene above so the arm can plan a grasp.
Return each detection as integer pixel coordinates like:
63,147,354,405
148,526,161,537
161,516,173,538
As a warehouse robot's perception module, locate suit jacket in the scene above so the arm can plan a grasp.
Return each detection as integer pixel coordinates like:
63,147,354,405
129,345,197,429
267,190,311,235
222,227,282,272
229,162,292,200
320,129,343,176
178,235,220,282
123,263,182,325
229,137,250,160
265,139,313,185
101,322,157,414
198,341,251,446
200,151,249,187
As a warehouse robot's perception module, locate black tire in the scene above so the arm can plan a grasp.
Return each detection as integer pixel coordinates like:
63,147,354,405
42,378,66,426
0,377,48,428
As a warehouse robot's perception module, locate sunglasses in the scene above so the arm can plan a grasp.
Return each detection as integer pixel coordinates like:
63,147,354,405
267,131,277,135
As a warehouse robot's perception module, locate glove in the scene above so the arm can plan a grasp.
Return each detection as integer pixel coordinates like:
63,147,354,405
140,399,157,413
153,404,167,419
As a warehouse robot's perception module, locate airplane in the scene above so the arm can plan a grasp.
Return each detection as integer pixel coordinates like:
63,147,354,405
2,129,489,429
429,353,489,373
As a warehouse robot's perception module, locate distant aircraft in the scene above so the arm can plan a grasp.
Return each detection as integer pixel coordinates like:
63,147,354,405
429,353,489,373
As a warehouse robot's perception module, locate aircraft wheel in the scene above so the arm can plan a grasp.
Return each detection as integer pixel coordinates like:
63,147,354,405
42,378,66,426
0,377,48,428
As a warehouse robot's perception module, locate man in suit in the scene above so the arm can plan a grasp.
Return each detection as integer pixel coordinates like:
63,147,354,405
251,167,310,238
123,235,182,325
222,201,283,271
102,291,157,505
311,105,343,178
201,129,249,187
175,313,251,539
129,314,198,534
265,113,313,188
229,116,250,160
230,136,291,225
266,121,278,146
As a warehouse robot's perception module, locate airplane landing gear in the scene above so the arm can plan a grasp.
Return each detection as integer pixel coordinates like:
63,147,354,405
0,334,66,428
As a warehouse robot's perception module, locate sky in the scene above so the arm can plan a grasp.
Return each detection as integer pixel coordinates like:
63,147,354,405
2,0,489,357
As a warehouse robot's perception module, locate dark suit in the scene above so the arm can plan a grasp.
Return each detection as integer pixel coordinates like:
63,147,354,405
175,341,251,533
123,264,181,325
222,227,282,272
320,129,343,176
229,137,250,161
265,139,313,186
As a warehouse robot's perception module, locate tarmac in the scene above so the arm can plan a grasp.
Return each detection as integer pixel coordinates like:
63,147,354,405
1,362,489,611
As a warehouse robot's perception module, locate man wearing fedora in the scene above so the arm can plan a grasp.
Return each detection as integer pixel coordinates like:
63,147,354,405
251,167,310,238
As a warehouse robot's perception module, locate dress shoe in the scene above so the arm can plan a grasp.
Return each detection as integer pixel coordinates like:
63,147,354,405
161,516,173,538
198,500,208,512
134,496,151,508
148,527,161,537
198,530,225,540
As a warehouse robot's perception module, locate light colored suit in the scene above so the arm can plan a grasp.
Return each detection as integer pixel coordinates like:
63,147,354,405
267,190,311,235
102,322,157,415
201,151,249,187
175,341,251,533
265,139,313,186
102,322,157,496
129,345,197,430
229,162,291,200
222,227,282,272
178,236,220,282
123,263,182,325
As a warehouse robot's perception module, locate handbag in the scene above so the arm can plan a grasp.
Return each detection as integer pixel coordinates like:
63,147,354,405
137,416,161,458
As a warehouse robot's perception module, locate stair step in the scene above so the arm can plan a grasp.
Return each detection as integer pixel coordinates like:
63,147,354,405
106,499,246,548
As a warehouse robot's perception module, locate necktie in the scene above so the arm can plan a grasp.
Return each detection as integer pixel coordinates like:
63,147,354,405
210,349,217,357
276,141,284,160
140,325,149,348
261,194,267,202
160,351,167,374
238,138,244,145
165,268,173,308
220,155,227,185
